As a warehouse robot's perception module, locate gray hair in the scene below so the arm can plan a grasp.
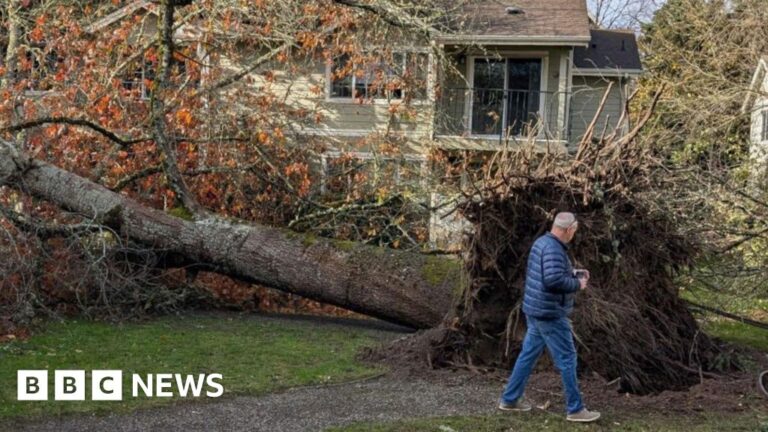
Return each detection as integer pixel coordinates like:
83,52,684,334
553,212,577,229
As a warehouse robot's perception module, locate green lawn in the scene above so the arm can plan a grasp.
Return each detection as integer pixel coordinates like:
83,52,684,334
700,319,768,352
329,411,768,432
0,313,384,420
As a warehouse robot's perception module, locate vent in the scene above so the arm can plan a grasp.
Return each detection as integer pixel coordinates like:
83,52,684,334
505,6,524,15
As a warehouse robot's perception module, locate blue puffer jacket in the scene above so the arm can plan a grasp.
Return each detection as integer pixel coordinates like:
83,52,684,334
521,233,581,320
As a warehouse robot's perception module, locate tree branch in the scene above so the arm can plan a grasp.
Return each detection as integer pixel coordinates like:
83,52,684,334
1,117,151,147
150,0,205,216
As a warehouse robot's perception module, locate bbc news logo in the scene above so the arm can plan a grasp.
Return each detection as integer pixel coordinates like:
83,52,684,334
18,370,224,401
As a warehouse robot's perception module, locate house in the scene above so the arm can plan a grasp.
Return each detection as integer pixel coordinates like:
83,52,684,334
742,56,768,170
83,0,643,249
290,1,642,248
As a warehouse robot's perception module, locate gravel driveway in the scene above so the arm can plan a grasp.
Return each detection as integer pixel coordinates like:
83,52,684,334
6,375,501,432
3,314,503,432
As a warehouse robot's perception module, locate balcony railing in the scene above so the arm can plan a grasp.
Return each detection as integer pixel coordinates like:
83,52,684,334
435,87,568,142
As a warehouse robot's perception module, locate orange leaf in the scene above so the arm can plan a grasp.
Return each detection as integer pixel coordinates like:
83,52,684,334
175,108,194,127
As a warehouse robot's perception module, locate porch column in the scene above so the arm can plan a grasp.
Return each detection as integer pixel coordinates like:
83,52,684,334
426,41,439,141
556,51,570,141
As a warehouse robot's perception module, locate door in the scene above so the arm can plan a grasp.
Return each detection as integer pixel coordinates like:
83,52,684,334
470,58,542,136
471,59,505,135
506,59,541,136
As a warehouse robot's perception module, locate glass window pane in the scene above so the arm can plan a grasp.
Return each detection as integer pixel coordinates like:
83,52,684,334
506,59,541,136
762,111,768,141
471,59,505,135
406,53,428,100
331,55,352,98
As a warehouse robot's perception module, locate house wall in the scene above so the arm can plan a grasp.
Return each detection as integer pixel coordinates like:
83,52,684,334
219,44,599,156
218,45,432,150
750,75,768,166
567,75,627,150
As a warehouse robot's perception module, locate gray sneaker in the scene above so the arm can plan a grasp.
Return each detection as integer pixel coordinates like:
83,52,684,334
498,399,532,412
566,408,601,422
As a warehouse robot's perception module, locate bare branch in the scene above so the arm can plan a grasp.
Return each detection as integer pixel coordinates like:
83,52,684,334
1,117,151,147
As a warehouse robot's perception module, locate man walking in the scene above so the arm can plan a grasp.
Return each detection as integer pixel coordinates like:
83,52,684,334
497,212,600,423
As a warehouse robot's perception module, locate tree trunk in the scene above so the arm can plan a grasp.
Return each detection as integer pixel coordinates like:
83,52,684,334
1,0,21,89
0,144,459,329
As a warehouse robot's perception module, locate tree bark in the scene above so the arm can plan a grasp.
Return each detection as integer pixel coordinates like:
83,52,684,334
1,0,21,89
0,143,459,328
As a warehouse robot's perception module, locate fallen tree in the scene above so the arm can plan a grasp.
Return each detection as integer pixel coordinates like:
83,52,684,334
0,142,460,329
0,89,738,394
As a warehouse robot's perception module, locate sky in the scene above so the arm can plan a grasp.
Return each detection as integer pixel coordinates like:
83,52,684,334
587,0,666,30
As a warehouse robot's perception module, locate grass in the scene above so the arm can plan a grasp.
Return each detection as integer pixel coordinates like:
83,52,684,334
1,290,766,430
0,313,384,420
329,411,768,432
700,319,768,352
681,288,768,320
682,286,768,355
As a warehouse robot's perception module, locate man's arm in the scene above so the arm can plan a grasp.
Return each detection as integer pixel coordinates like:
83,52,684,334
541,245,581,294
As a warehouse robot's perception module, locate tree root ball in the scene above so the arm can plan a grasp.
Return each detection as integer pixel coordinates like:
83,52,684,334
427,180,733,394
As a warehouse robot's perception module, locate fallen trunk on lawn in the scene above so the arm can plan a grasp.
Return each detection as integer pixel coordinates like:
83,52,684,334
0,142,459,329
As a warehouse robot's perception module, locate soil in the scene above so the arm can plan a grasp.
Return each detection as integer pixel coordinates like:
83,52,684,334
363,329,768,416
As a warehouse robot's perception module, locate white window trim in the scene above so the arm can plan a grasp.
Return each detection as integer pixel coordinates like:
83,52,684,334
325,49,431,106
464,53,549,139
123,65,153,101
298,127,427,139
761,109,768,144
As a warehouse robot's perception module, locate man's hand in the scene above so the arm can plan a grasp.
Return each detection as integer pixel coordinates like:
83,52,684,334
575,269,589,290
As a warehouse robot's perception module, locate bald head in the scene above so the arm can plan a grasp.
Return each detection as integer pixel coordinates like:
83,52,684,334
553,212,577,229
551,212,578,243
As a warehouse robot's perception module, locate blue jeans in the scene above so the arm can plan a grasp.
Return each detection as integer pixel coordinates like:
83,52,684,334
500,316,584,414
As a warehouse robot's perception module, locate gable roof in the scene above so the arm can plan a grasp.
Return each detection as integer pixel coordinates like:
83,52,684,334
437,0,591,46
573,29,642,74
741,56,768,114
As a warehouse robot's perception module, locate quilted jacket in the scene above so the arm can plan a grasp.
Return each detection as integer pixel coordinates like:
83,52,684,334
521,233,581,319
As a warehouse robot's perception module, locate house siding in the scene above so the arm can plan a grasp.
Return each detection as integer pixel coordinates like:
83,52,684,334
217,51,431,150
220,46,632,157
567,75,626,150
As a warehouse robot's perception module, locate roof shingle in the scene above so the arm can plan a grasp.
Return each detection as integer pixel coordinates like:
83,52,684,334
573,29,642,71
443,0,591,42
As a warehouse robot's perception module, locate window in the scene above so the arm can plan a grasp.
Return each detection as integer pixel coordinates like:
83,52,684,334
121,57,193,100
762,110,768,142
17,45,62,91
329,51,428,101
122,61,156,100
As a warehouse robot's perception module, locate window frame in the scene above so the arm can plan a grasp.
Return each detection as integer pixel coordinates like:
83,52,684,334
761,109,768,143
121,56,196,101
464,52,549,139
325,49,430,105
122,64,154,101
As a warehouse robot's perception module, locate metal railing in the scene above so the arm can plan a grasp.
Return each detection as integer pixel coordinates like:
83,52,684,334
435,87,568,142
